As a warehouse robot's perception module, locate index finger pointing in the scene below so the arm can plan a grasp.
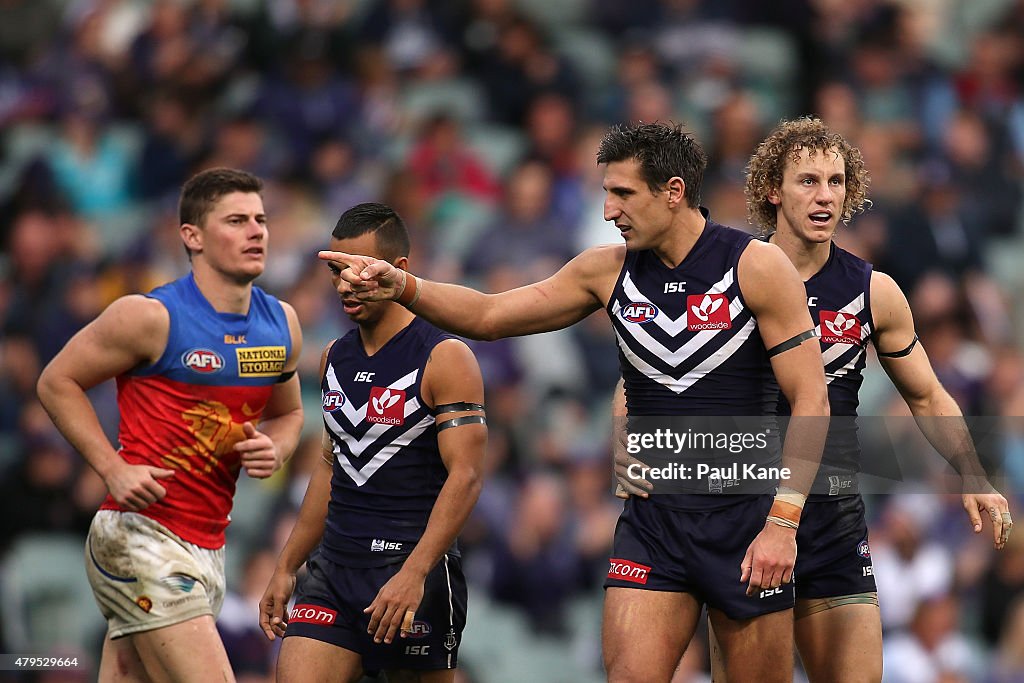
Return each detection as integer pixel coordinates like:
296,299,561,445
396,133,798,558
318,251,365,269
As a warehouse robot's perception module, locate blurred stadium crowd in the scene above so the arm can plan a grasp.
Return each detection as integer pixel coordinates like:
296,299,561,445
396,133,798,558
2,0,1024,680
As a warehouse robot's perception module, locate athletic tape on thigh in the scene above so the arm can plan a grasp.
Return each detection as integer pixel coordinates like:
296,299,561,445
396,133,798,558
767,330,817,357
795,592,878,619
436,415,486,432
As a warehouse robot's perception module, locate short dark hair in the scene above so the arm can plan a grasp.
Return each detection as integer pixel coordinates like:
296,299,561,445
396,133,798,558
596,122,707,207
179,167,263,227
332,203,410,264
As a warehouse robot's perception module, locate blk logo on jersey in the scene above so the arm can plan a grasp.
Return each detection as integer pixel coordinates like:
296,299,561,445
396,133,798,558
607,558,651,584
687,294,731,330
322,390,346,411
620,302,659,324
182,349,224,374
819,311,861,344
367,387,406,425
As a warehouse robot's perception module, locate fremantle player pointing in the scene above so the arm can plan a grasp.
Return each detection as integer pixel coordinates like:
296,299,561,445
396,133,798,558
320,123,829,683
260,203,486,683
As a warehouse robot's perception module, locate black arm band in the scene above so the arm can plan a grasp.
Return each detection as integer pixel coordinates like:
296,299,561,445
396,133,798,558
767,329,817,358
436,415,487,432
276,369,296,383
877,334,919,358
434,402,485,415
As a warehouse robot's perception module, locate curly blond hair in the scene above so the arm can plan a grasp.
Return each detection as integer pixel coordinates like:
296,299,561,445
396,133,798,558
745,117,870,234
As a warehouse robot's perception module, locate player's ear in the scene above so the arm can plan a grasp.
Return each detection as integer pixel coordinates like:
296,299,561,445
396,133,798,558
393,255,410,272
666,177,685,207
767,187,782,206
181,223,202,253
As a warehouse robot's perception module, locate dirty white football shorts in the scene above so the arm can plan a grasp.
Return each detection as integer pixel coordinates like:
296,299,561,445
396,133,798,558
84,510,225,638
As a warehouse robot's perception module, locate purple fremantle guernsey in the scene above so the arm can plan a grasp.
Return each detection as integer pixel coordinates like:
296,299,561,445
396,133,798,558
608,214,780,507
320,317,457,567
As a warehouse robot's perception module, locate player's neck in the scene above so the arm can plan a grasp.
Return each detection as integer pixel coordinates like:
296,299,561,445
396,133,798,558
769,229,830,280
358,304,416,356
652,207,706,268
191,264,253,314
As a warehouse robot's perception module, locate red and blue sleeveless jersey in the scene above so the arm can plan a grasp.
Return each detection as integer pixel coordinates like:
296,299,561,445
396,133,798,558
608,216,773,416
102,273,291,548
774,242,873,497
320,317,455,567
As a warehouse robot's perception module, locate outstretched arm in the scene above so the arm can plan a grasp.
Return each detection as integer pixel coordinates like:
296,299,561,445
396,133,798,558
319,245,622,340
872,271,1012,548
363,339,487,645
36,295,177,511
737,241,830,595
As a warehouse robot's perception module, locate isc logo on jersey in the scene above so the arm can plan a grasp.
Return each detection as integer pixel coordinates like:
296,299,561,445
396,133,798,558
322,390,346,411
367,387,406,425
819,311,862,345
182,348,224,374
687,294,731,331
620,302,659,324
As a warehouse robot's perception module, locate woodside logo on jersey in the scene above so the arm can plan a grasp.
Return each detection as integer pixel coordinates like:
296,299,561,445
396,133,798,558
687,294,731,330
367,387,406,425
819,311,861,345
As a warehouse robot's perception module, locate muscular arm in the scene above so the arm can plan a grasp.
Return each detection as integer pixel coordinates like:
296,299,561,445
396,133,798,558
737,241,829,593
319,245,623,340
238,301,305,477
872,271,1011,547
364,338,487,644
36,295,176,509
740,241,830,495
260,342,335,640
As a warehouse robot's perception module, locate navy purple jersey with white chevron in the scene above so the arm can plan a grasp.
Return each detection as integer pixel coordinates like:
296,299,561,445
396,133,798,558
320,317,456,567
608,216,773,416
775,242,873,496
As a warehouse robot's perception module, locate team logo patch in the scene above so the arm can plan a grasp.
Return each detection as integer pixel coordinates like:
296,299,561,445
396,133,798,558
443,628,458,651
857,539,871,559
406,620,432,639
135,596,153,613
160,574,197,593
236,346,287,377
687,294,731,330
322,390,346,411
620,301,660,324
289,604,338,625
367,387,406,425
819,311,862,345
607,558,651,585
182,349,224,374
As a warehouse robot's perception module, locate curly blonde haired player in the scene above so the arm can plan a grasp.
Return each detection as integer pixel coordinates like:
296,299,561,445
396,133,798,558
710,117,1010,682
37,168,304,682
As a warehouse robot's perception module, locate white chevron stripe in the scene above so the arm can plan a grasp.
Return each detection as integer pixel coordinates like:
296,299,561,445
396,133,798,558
335,414,434,486
613,294,748,367
826,347,867,384
325,393,425,457
616,317,757,394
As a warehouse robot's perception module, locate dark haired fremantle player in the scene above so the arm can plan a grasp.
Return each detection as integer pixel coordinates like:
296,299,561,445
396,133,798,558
319,123,829,683
260,203,487,683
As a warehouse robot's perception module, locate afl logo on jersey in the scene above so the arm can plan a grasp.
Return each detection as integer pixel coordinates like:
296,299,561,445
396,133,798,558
620,302,659,324
181,348,224,374
322,390,346,411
